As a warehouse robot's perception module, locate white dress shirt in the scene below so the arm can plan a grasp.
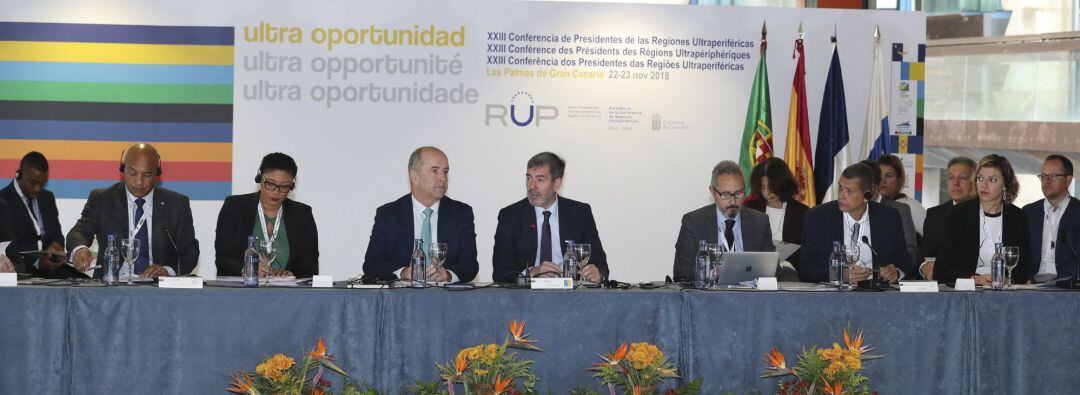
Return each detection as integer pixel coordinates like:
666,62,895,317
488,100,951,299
976,211,1003,276
843,207,873,269
715,207,744,252
765,202,786,242
1038,196,1070,275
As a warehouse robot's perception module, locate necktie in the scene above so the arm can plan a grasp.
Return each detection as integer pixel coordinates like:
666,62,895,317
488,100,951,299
851,222,861,247
421,208,433,263
724,219,736,252
540,210,552,264
133,198,151,274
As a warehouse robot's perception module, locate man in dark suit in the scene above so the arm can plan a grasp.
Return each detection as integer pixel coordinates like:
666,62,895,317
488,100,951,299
918,156,975,279
674,161,775,281
1023,155,1080,281
362,146,478,282
0,152,80,278
799,163,910,284
0,199,15,273
67,143,199,278
492,152,608,283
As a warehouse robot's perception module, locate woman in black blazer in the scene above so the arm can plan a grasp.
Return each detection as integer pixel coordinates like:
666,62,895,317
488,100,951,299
215,153,319,278
936,154,1030,285
746,157,809,268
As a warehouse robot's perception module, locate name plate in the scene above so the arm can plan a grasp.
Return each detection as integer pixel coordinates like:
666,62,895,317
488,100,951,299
756,277,778,290
530,277,574,290
0,273,16,287
158,276,203,289
954,278,977,291
312,275,333,288
899,281,939,292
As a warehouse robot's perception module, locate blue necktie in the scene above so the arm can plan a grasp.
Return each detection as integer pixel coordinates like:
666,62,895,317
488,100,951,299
134,198,151,274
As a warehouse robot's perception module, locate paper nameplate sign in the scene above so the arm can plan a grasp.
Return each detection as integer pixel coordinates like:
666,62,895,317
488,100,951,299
530,277,574,290
756,277,778,291
954,278,977,291
0,273,16,287
312,275,333,288
899,281,939,292
158,276,203,289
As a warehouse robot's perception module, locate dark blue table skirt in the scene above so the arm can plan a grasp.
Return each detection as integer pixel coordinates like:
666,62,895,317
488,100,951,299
1,286,1077,394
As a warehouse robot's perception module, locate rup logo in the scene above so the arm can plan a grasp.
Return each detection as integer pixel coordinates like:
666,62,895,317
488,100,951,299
485,91,559,127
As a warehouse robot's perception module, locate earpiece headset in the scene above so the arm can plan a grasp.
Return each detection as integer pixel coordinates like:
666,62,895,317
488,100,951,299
118,149,162,176
255,172,263,183
14,169,21,181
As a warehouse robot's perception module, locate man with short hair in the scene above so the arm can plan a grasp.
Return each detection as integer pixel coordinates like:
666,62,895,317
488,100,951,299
67,143,200,278
362,146,479,282
1023,155,1079,281
799,163,910,283
918,156,976,279
673,160,774,281
492,152,609,283
0,152,77,277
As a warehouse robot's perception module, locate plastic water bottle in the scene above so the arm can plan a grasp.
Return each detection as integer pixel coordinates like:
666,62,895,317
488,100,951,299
410,239,427,288
102,234,119,286
243,236,259,287
695,240,712,290
829,241,844,289
991,243,1006,290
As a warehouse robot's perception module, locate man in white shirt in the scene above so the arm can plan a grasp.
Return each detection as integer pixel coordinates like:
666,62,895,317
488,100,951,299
1023,155,1079,281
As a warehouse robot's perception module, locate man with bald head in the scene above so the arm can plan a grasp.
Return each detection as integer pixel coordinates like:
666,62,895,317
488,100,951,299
67,143,199,279
362,146,478,282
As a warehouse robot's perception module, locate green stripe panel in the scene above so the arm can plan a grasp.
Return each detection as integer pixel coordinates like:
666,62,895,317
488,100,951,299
0,80,232,104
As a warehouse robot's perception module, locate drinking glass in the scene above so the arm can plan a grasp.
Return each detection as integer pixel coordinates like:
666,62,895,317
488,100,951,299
1002,246,1020,289
120,238,141,285
428,243,447,282
257,239,277,286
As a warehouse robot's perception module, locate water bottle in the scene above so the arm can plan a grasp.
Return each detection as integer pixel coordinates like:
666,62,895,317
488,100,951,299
562,240,578,281
243,236,259,287
695,240,711,290
102,234,119,286
829,241,844,289
410,239,427,288
991,242,1006,290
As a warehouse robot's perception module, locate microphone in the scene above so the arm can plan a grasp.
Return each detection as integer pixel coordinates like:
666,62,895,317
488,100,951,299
163,226,181,275
860,236,887,290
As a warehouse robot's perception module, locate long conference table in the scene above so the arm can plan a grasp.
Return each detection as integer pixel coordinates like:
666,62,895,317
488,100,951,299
2,282,1078,394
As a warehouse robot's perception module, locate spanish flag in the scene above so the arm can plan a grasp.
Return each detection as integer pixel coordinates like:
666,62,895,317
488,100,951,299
783,32,815,207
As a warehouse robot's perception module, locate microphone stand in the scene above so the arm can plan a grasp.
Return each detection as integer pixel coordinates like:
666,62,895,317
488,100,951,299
855,236,892,291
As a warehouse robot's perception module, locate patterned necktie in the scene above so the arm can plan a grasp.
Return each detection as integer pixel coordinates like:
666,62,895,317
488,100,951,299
724,219,736,251
421,208,433,263
540,210,552,264
133,198,151,274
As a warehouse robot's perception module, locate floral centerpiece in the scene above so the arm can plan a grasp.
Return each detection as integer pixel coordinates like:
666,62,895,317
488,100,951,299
413,320,543,395
227,338,377,395
578,342,701,395
760,328,883,395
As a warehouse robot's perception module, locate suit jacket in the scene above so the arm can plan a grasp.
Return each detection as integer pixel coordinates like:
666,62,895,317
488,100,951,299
935,200,1031,285
0,182,78,278
491,197,609,283
673,205,775,281
880,198,919,272
0,199,12,269
745,198,808,267
66,183,199,277
798,201,911,283
1022,197,1080,279
362,194,478,282
919,201,955,263
215,192,320,278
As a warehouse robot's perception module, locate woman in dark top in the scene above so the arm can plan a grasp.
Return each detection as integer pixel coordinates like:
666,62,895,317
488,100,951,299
935,154,1030,285
745,157,809,268
215,153,319,278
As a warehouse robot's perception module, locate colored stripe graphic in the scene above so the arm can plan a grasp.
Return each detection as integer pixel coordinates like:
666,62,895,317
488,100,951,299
0,81,232,104
0,120,231,142
0,22,234,45
0,101,233,123
0,159,230,181
0,62,233,85
48,179,231,201
0,41,233,65
0,140,231,162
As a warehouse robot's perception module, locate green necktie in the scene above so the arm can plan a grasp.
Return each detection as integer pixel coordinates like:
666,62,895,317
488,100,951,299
421,208,433,262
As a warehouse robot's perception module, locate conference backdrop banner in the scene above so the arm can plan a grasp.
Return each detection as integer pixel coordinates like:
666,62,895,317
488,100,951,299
0,0,925,282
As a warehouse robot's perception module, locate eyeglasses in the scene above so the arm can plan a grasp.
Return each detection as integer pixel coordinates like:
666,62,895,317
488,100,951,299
262,180,296,192
1037,173,1071,182
711,187,745,200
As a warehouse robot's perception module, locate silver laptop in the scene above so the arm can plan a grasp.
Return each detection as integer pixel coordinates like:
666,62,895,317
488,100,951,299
716,251,779,285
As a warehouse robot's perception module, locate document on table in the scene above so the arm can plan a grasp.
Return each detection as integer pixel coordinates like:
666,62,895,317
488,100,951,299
214,276,305,286
774,241,800,262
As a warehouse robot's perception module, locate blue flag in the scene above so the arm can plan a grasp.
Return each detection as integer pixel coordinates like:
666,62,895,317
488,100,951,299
814,40,850,204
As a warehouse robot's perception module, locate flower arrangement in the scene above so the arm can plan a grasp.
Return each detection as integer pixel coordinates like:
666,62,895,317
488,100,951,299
227,338,377,395
578,342,701,395
413,320,542,395
759,328,883,395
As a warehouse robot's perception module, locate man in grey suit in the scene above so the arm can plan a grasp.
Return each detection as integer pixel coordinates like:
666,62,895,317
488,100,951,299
674,160,774,280
68,143,199,278
860,160,918,275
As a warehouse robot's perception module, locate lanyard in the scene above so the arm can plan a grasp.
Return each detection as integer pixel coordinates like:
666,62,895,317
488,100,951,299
128,201,149,239
12,180,42,240
257,202,282,244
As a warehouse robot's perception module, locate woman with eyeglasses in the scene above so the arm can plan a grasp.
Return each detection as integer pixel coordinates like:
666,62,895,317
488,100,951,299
935,154,1030,286
214,152,319,278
